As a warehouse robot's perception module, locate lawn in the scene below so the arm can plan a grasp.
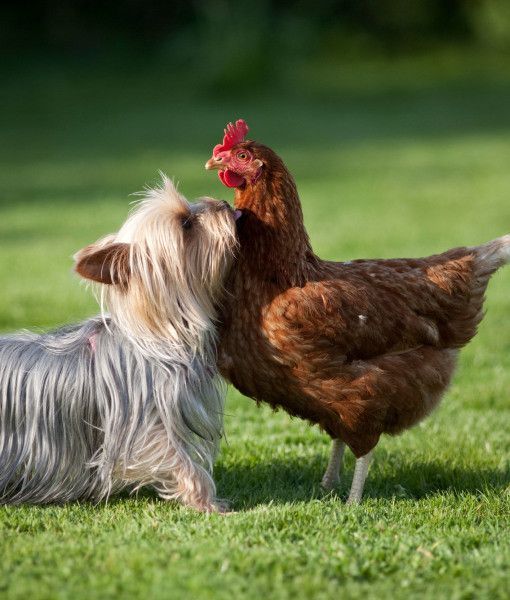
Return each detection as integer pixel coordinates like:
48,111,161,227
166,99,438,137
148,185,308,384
0,53,509,599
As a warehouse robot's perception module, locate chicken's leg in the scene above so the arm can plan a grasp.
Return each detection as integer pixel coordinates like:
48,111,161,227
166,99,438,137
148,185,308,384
321,439,345,490
346,451,373,504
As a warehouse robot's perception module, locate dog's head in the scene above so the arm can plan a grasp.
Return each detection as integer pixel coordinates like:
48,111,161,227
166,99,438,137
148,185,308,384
74,176,238,353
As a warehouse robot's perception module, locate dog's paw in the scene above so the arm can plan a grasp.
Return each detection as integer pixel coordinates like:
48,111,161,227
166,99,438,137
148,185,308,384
189,498,233,514
213,498,232,514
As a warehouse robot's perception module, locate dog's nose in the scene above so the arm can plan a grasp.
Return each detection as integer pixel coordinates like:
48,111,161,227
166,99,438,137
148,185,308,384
217,200,233,213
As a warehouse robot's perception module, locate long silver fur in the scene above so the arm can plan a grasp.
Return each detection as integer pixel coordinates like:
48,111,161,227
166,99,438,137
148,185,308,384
0,177,237,511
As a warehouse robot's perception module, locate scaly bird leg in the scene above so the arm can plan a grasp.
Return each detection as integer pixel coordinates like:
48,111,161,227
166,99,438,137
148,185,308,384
346,451,373,504
321,439,345,490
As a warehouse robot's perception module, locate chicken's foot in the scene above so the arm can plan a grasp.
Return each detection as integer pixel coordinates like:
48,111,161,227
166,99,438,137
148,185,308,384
346,451,373,504
321,439,345,490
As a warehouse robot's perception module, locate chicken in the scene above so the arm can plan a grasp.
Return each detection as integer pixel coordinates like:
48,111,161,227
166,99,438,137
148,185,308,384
205,119,510,502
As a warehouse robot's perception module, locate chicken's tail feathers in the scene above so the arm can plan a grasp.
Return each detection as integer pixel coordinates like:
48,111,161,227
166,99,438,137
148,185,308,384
475,234,510,271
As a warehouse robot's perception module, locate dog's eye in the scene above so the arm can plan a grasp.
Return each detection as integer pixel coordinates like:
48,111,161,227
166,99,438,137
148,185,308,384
182,217,193,230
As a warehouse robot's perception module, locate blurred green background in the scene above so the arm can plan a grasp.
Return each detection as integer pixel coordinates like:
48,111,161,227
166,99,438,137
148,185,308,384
1,2,510,599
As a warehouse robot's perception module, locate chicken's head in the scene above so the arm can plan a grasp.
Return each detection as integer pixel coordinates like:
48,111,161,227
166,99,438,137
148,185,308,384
205,119,263,189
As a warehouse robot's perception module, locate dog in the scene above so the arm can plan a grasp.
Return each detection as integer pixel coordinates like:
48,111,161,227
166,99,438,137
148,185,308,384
0,176,238,512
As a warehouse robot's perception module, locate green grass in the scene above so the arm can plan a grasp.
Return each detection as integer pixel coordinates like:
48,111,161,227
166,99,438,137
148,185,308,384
0,54,509,599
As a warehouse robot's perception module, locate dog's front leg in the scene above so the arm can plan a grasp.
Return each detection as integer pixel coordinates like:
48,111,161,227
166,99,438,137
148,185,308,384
157,447,227,513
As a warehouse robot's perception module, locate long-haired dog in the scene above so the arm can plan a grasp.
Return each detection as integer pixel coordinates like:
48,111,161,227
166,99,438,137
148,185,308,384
0,177,238,512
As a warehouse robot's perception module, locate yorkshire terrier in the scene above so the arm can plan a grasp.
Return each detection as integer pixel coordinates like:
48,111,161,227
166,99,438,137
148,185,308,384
0,176,238,512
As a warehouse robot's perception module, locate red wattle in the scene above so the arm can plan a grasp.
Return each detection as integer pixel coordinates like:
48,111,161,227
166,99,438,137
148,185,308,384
218,169,245,188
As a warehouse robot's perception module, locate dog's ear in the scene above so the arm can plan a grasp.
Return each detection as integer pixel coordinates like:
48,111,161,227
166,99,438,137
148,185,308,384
74,241,131,286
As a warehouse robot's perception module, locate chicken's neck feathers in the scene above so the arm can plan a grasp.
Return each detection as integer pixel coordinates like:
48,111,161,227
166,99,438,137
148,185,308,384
234,165,318,287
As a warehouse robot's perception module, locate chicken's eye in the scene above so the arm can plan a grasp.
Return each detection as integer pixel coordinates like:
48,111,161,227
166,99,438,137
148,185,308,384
237,152,248,160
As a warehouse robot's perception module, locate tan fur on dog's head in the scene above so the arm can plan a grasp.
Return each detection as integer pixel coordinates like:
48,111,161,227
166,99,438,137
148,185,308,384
75,175,238,360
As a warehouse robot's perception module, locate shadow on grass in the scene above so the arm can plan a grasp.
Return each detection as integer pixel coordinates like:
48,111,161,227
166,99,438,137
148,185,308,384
2,457,506,515
215,456,510,509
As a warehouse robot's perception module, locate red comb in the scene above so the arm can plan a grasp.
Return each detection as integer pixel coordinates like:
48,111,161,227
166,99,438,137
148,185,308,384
213,119,249,155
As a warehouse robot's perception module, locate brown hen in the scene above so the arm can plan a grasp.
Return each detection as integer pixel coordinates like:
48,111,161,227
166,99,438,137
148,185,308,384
206,120,510,502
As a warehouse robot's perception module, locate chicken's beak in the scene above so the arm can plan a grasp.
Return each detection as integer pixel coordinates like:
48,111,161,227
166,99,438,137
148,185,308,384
205,156,223,171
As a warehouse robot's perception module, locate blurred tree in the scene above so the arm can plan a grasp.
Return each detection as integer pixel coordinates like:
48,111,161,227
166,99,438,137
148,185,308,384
465,0,510,49
1,0,509,77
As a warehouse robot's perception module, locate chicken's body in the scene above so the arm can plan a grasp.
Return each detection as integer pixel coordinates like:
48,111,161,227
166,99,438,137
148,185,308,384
206,126,510,501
